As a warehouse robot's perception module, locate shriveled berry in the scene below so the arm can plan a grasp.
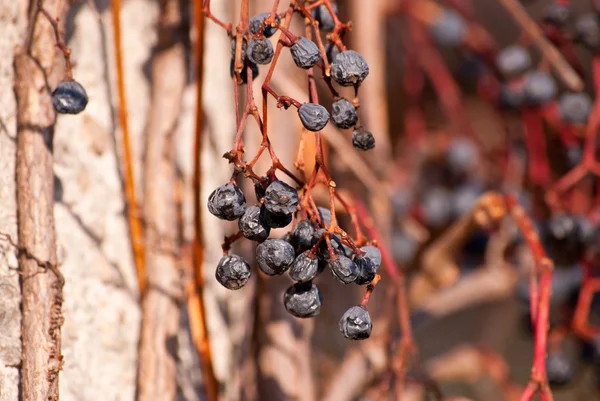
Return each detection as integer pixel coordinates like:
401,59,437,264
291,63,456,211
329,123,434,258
546,352,577,386
247,38,274,65
361,246,381,269
52,80,88,115
215,254,251,290
262,208,293,229
290,37,321,69
284,282,323,318
230,38,248,57
576,14,600,52
339,306,372,340
249,12,280,38
312,3,338,32
496,46,531,78
524,71,557,106
429,8,467,47
289,251,320,282
544,3,571,27
298,103,330,131
331,98,358,129
238,205,270,242
207,183,246,220
354,255,376,285
352,127,375,151
288,220,315,253
264,180,299,216
329,255,359,284
391,231,418,264
331,50,369,87
318,207,331,226
230,58,259,84
256,238,295,276
559,93,592,124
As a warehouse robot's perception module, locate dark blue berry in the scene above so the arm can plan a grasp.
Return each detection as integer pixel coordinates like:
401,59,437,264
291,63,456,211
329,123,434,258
496,46,531,78
51,80,88,115
256,238,295,276
264,180,299,216
352,127,375,151
329,255,359,284
290,37,321,69
249,12,280,38
339,306,372,340
298,103,330,131
289,251,320,282
331,50,369,87
238,205,270,242
215,254,251,290
247,38,274,65
331,98,358,129
207,183,246,221
312,4,338,32
284,282,322,318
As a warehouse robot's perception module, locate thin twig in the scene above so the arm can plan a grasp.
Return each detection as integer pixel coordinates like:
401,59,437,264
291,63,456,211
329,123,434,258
111,0,147,295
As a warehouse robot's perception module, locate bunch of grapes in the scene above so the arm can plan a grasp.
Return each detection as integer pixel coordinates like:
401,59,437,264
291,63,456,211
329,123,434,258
205,1,380,340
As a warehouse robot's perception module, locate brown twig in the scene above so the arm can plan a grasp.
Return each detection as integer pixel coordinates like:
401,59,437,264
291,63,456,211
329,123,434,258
14,1,68,399
111,0,147,295
190,0,219,400
136,0,186,399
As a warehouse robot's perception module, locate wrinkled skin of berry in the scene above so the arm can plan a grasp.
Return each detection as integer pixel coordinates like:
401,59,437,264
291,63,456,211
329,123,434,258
331,50,369,87
264,180,299,216
298,103,330,132
256,239,295,276
247,39,274,65
262,208,293,228
215,254,251,290
290,37,322,69
331,98,358,129
288,220,316,253
51,80,89,115
339,306,372,340
312,4,338,32
496,45,531,78
524,71,557,106
430,9,467,47
284,282,323,318
238,205,270,242
329,255,359,284
361,246,381,269
207,183,247,221
354,255,376,285
289,251,320,282
249,12,280,37
546,352,577,386
352,127,375,151
559,93,592,124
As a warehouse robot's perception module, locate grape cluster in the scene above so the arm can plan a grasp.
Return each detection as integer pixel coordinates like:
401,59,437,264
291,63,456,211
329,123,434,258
208,178,377,340
229,6,375,152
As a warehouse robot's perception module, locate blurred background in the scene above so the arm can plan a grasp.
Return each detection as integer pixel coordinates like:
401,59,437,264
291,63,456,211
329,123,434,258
3,0,600,400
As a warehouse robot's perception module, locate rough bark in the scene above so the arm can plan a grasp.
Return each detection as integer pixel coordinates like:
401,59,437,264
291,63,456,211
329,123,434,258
0,1,24,400
137,0,186,399
14,1,68,399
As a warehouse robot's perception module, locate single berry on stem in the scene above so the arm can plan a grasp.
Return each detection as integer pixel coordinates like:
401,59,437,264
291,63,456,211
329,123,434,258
329,255,359,284
215,254,251,290
331,98,358,129
249,12,280,38
289,251,320,282
247,38,274,65
288,220,316,253
256,238,295,276
238,205,270,242
290,37,322,69
284,282,323,318
312,4,338,32
207,183,247,221
264,180,299,216
339,305,372,340
51,80,89,115
298,103,330,132
352,127,375,151
331,50,370,87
